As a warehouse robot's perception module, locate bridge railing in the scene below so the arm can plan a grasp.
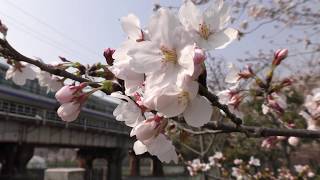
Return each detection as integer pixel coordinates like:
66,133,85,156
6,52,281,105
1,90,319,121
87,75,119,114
0,98,129,135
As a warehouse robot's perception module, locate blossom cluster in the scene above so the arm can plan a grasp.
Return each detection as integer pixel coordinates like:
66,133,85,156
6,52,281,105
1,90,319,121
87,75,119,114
108,0,238,163
186,152,315,179
300,88,320,131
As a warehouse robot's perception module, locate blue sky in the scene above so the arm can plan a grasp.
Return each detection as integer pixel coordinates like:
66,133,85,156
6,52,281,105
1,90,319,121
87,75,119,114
0,0,294,66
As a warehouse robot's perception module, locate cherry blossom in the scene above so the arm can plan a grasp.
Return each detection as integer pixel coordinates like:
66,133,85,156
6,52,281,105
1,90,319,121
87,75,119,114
217,84,244,118
179,0,238,50
262,93,287,115
55,83,87,104
5,62,37,86
248,156,261,167
57,102,81,122
133,134,178,163
234,159,243,165
225,63,254,84
37,71,63,92
55,83,87,122
128,8,195,89
151,79,213,127
111,92,144,127
110,14,145,95
129,115,178,163
300,88,320,130
288,137,299,146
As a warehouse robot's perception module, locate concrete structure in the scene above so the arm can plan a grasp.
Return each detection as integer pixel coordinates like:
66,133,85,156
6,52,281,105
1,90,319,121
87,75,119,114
45,168,85,180
0,64,131,179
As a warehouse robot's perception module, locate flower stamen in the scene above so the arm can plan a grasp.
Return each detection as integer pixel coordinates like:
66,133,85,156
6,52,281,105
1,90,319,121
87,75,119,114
160,46,177,63
178,91,190,106
199,23,211,40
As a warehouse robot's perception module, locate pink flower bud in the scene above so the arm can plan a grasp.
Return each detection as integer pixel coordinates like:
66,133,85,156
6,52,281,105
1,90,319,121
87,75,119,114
55,83,87,104
273,49,288,66
0,20,8,36
238,65,254,79
103,48,115,66
57,102,81,122
193,48,206,64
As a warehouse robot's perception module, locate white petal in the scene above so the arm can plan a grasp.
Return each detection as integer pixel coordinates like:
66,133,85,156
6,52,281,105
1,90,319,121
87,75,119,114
217,0,231,28
262,104,269,115
217,90,230,104
225,63,240,84
148,8,181,48
155,88,187,118
12,71,27,86
200,28,238,50
178,0,201,31
178,45,195,76
121,14,141,40
127,41,163,73
184,95,212,127
145,134,178,163
133,141,147,155
59,109,80,122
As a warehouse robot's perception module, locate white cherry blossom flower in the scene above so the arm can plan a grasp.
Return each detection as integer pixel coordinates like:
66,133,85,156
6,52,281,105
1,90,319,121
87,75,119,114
37,71,63,92
153,79,213,127
217,84,244,118
111,92,144,127
133,134,178,163
225,63,254,84
128,8,195,88
234,159,243,165
5,62,37,86
249,156,261,167
179,0,238,50
263,93,287,115
213,152,224,160
110,14,145,95
288,137,299,146
231,167,244,180
225,63,241,84
299,90,320,130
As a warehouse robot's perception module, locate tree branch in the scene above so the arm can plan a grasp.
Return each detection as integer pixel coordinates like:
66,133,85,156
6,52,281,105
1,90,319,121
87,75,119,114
0,39,117,94
204,122,320,139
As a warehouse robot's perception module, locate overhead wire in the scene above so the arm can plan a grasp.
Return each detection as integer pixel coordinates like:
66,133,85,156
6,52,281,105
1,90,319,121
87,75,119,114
0,10,89,60
3,0,100,59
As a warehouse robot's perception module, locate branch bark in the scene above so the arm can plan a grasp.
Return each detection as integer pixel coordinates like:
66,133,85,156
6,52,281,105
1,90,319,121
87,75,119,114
0,39,116,94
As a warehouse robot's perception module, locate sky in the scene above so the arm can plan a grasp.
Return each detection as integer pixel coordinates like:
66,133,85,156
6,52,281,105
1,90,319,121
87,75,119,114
0,0,285,64
0,0,303,69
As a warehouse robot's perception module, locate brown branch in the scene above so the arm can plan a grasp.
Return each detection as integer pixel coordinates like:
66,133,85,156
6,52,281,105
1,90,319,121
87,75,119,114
0,39,117,94
204,122,320,139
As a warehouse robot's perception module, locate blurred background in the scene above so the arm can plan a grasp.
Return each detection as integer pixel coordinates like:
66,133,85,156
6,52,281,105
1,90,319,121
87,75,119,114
0,0,319,179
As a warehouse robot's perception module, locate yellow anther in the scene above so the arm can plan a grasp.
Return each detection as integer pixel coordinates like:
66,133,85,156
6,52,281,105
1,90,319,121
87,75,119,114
178,91,190,106
160,46,177,63
199,23,211,40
